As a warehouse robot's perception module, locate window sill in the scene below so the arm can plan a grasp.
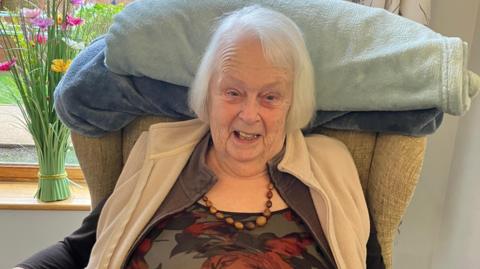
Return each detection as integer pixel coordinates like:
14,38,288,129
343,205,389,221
0,180,91,211
0,165,90,211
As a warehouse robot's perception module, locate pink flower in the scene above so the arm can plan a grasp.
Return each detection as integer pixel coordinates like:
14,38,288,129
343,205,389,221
21,8,42,19
30,17,54,30
0,58,16,71
65,14,84,26
70,0,84,5
35,34,48,44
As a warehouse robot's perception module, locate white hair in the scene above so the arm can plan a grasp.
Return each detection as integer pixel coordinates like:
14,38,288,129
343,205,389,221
188,5,316,132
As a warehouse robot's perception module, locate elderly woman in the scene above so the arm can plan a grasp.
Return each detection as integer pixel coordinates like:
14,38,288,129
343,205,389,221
17,5,382,269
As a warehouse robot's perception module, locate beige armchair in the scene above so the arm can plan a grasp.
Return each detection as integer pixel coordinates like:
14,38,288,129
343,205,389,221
71,115,426,269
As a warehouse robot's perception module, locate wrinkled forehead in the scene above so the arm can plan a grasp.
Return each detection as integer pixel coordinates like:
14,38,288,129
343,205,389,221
214,32,292,79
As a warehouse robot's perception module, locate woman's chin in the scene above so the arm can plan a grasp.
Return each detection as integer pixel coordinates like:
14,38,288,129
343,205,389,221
229,152,262,164
225,146,264,164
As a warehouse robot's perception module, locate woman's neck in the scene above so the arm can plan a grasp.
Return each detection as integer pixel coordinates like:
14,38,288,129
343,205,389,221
206,147,269,180
203,143,289,212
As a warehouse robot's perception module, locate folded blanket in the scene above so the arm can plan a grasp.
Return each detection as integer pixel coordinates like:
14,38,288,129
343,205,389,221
54,37,442,137
54,36,193,136
310,109,443,136
105,0,479,116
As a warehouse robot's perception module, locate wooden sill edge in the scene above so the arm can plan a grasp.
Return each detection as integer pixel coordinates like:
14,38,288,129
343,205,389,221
0,181,91,211
0,164,84,181
0,165,91,211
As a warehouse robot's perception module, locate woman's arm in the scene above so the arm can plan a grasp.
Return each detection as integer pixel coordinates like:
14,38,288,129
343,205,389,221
14,199,106,269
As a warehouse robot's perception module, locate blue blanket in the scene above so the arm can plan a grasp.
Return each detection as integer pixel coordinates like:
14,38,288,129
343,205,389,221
105,0,479,116
54,37,442,137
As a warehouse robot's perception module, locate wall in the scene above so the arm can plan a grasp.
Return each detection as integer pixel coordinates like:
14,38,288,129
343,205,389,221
0,210,87,268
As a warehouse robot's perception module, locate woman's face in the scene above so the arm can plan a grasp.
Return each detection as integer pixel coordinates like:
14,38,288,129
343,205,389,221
208,35,293,165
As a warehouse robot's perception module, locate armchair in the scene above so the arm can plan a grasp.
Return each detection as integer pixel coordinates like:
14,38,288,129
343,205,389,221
71,115,426,269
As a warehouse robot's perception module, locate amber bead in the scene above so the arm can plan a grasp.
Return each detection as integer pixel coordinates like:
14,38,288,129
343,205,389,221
205,200,213,207
225,217,234,225
266,190,273,199
245,222,256,230
209,206,218,214
234,221,244,230
263,208,271,218
202,196,208,202
268,183,274,190
266,200,272,208
215,212,225,219
256,216,267,226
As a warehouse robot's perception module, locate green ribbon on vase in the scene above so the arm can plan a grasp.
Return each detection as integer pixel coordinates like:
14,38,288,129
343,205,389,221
36,171,71,202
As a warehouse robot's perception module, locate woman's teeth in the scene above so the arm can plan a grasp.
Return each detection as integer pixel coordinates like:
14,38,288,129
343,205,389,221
236,131,260,140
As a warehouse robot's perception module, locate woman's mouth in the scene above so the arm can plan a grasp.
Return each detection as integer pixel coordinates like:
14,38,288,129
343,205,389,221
233,130,261,141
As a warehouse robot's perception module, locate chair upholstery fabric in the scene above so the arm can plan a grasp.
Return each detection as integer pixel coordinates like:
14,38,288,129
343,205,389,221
71,116,426,269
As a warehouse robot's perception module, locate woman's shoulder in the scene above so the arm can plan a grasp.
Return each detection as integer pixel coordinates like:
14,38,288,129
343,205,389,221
302,133,360,187
303,133,351,159
282,131,355,177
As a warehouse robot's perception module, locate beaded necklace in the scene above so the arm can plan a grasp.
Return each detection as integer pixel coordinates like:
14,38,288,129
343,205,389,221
202,182,274,230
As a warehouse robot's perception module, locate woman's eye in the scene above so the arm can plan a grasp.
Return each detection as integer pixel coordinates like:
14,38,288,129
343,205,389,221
225,89,240,97
265,95,277,101
263,94,280,103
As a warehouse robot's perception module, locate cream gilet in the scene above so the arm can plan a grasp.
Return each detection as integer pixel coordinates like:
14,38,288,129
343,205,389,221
86,119,370,269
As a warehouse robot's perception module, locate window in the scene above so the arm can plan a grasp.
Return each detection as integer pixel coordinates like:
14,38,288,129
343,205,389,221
0,71,81,184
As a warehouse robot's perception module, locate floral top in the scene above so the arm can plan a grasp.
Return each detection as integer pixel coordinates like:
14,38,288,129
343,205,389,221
126,202,332,269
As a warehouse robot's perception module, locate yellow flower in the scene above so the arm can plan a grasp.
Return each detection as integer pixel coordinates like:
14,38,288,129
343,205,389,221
57,15,63,25
51,59,72,73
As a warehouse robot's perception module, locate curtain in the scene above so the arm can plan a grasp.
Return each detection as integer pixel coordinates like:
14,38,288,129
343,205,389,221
352,0,431,25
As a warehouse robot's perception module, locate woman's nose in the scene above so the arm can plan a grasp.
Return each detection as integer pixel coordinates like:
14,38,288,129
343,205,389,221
239,99,260,124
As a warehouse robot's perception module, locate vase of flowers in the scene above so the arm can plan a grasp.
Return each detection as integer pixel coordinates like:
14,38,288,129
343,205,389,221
0,0,123,202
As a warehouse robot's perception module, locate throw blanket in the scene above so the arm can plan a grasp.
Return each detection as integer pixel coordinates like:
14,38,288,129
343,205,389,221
105,0,479,116
54,37,443,137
